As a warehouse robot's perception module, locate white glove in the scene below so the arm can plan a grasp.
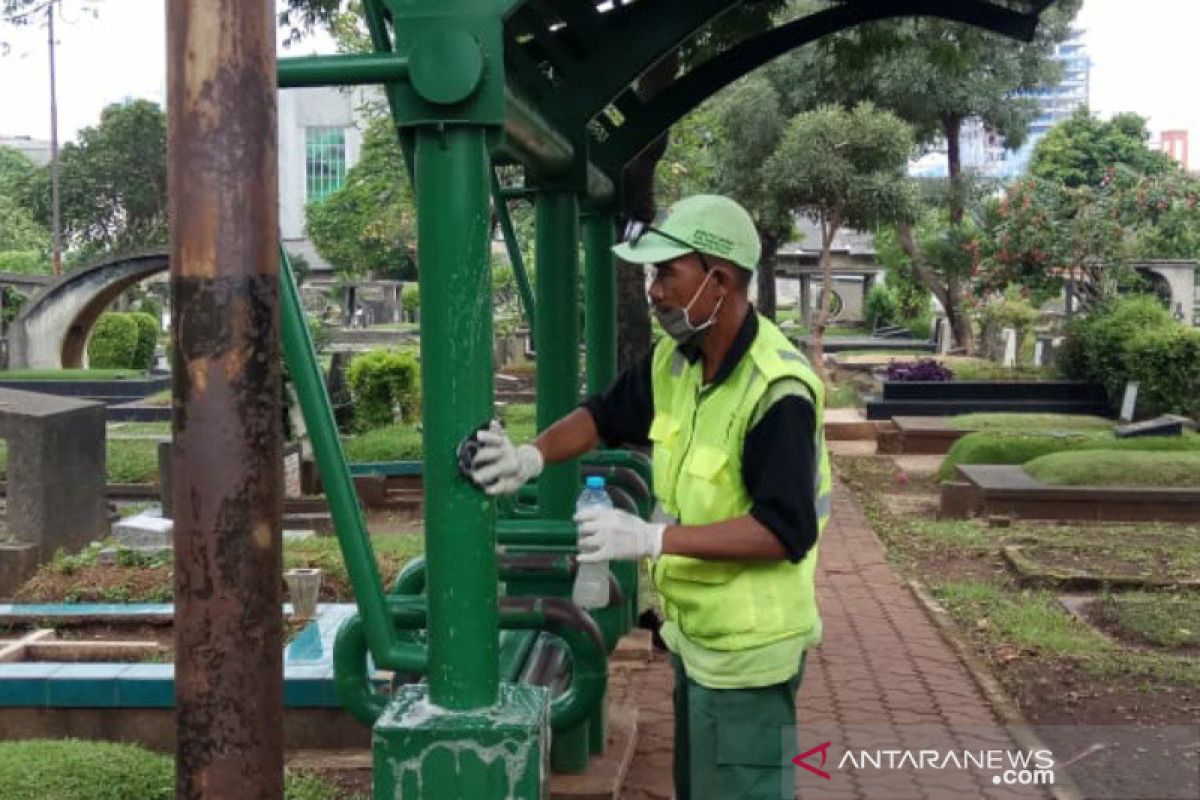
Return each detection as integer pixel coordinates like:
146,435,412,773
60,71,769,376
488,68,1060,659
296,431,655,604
574,506,666,563
470,420,544,495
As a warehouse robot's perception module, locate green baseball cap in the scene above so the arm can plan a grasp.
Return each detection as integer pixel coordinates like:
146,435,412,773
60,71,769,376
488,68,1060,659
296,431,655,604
612,194,761,272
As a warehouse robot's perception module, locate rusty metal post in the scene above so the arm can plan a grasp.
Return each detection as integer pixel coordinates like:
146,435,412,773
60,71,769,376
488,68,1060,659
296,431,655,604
168,1,283,797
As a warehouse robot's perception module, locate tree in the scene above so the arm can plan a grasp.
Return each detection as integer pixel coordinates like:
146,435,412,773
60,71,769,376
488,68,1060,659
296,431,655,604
20,99,167,260
0,195,48,254
799,6,1079,352
815,6,1079,223
305,115,417,281
766,103,915,379
1030,109,1179,189
709,78,794,319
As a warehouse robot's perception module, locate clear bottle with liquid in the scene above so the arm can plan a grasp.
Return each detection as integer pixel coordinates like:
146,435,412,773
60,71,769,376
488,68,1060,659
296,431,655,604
572,475,612,609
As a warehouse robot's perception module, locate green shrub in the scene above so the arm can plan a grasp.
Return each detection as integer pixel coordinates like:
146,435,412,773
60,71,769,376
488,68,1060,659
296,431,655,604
0,739,347,800
864,284,898,328
900,313,933,340
977,288,1039,364
347,348,420,431
134,292,163,324
87,313,140,369
1124,326,1200,418
939,429,1200,480
401,284,420,319
342,422,424,461
0,249,50,274
130,312,159,370
1058,294,1175,399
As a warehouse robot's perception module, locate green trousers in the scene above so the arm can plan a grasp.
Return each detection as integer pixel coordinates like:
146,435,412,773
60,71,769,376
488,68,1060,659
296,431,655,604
672,653,806,800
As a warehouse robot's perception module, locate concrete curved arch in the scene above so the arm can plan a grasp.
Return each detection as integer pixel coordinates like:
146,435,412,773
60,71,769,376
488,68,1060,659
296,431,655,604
7,248,169,370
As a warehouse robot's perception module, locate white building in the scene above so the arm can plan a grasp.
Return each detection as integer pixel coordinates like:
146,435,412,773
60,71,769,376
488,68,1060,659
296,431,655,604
0,135,51,166
278,86,367,273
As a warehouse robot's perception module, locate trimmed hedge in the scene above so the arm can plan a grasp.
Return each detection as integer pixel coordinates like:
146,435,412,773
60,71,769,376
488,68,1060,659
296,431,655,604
1059,294,1200,417
346,348,420,431
130,312,159,370
87,313,140,368
938,429,1200,480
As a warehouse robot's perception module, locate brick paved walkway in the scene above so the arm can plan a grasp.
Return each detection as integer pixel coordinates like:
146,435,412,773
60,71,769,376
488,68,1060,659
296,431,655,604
611,481,1052,800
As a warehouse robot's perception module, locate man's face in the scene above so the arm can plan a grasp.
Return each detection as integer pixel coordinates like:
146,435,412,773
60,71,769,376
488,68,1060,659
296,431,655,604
647,252,721,322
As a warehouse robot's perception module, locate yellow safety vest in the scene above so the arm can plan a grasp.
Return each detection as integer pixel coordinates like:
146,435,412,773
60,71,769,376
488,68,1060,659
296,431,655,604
648,313,832,652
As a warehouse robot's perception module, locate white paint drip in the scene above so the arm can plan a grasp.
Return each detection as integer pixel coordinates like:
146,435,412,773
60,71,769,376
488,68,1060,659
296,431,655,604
377,685,551,800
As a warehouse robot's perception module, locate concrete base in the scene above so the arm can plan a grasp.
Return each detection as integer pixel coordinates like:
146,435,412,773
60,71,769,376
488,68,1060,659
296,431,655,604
373,683,550,799
550,706,638,800
941,464,1200,522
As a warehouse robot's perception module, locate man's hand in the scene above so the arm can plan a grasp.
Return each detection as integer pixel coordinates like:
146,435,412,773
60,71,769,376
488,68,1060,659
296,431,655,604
470,421,544,495
574,506,665,562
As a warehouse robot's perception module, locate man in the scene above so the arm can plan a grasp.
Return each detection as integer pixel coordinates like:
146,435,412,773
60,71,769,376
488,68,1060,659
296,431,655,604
469,194,831,800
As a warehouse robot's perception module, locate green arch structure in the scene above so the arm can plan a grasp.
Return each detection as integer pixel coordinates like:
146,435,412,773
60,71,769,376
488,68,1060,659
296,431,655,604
265,2,1061,796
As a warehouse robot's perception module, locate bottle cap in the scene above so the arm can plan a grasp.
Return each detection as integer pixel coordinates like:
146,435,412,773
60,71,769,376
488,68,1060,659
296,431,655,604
585,476,606,489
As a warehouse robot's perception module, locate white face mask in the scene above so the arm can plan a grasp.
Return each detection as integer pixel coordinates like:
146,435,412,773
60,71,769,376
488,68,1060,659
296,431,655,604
652,269,725,347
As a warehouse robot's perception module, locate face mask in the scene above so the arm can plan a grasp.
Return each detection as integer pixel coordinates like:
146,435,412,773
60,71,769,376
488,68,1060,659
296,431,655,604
653,269,725,347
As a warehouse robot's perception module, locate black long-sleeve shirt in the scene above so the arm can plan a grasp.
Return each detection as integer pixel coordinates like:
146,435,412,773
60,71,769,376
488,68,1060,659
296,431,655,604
580,310,820,563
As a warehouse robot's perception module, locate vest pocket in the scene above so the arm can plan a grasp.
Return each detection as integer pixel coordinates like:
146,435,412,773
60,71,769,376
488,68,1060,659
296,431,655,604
677,446,734,524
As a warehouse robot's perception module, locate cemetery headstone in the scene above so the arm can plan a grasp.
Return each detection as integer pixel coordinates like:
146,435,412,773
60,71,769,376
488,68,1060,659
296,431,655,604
936,317,953,355
1001,327,1017,368
1119,381,1139,423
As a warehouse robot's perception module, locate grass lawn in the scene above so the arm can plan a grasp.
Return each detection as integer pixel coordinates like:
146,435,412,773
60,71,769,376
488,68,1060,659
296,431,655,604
108,421,172,437
1090,592,1200,649
937,356,1056,382
950,412,1112,432
142,389,171,406
0,369,147,381
829,349,934,359
835,453,1200,698
0,439,160,483
1025,450,1200,487
825,382,859,409
0,739,355,800
341,423,424,462
938,429,1200,480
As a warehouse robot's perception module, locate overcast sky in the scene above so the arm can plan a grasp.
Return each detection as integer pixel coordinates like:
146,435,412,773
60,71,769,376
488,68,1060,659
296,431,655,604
0,0,1196,146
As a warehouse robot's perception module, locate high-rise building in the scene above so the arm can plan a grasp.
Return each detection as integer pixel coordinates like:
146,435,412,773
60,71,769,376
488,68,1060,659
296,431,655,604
908,29,1089,179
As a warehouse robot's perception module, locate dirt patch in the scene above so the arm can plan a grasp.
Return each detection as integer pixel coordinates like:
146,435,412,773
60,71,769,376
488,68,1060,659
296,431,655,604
15,565,172,605
997,658,1200,727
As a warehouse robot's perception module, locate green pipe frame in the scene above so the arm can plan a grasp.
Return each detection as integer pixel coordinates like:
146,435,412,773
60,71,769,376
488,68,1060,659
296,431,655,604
334,596,607,732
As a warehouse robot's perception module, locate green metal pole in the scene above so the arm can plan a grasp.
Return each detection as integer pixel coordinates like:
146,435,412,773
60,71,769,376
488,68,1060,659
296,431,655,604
582,209,617,395
490,167,536,333
534,192,581,519
277,52,409,87
416,125,499,710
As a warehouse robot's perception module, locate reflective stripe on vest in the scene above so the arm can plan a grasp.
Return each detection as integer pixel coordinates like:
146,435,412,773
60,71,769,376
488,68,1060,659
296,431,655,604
648,313,832,652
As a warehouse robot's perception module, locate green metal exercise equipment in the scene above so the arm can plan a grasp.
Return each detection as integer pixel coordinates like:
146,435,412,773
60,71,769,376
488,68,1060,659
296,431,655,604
266,1,1061,796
